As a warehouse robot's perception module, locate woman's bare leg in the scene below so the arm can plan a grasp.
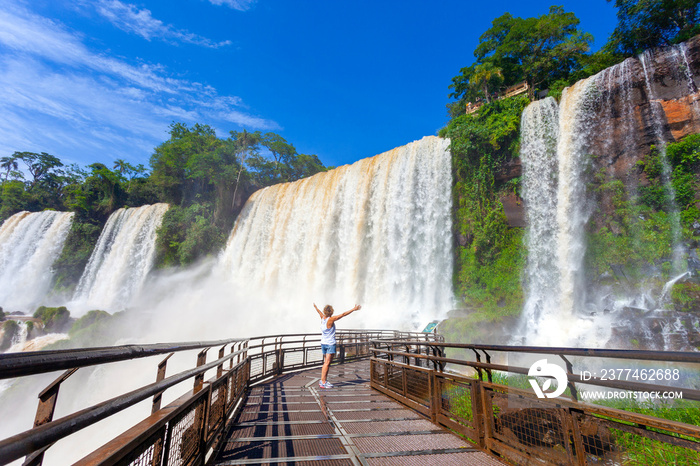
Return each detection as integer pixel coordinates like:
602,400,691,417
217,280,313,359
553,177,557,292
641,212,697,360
321,353,333,383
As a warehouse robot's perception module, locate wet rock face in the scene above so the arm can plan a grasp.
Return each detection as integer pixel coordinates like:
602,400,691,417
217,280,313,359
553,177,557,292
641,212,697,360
495,157,522,181
499,36,700,227
500,192,527,227
587,36,700,178
606,306,700,352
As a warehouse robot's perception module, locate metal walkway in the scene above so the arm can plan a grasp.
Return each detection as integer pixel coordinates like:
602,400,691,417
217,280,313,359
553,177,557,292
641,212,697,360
213,360,505,465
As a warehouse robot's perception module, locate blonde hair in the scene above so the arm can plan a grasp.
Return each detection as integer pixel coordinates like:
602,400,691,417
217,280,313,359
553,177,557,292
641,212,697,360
323,305,334,317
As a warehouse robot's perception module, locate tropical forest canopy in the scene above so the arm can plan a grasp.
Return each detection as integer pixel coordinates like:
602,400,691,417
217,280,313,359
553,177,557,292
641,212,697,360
448,1,700,114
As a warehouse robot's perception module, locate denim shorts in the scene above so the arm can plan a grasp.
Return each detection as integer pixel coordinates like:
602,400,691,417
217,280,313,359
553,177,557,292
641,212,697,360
321,344,336,355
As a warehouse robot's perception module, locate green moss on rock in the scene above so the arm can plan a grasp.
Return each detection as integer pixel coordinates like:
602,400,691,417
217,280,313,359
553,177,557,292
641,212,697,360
33,306,73,333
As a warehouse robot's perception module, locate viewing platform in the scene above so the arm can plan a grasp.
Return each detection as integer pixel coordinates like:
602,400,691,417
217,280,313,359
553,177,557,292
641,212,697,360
214,359,502,465
1,330,699,465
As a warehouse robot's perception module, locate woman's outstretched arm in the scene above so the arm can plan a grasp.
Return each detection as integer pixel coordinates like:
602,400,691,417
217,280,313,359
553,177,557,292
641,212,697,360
313,303,324,318
328,304,361,324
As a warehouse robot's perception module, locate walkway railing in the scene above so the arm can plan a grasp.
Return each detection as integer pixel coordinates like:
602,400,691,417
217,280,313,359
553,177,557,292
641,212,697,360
0,329,437,465
370,340,700,465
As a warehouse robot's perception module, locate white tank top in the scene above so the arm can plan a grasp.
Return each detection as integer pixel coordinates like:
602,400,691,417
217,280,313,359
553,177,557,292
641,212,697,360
321,317,336,345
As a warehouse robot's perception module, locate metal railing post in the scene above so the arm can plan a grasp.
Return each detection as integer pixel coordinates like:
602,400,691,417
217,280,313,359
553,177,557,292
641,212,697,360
471,379,486,449
560,355,578,401
276,337,283,375
194,349,208,394
217,345,226,378
302,335,307,366
483,350,492,383
22,368,78,466
152,353,173,414
472,349,483,381
429,371,439,424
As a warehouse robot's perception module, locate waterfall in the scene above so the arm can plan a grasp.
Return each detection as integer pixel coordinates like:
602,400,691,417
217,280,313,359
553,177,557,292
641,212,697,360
521,42,699,347
7,331,68,353
521,83,606,345
73,203,169,311
640,48,687,275
520,97,560,336
678,43,699,95
0,211,74,311
556,78,598,320
9,321,28,350
219,136,453,329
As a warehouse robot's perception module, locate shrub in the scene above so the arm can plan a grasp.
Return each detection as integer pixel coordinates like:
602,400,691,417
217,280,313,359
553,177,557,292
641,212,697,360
69,310,112,337
33,306,73,333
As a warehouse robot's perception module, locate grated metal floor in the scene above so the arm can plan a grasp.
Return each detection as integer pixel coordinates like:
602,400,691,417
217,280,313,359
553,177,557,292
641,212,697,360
213,360,505,465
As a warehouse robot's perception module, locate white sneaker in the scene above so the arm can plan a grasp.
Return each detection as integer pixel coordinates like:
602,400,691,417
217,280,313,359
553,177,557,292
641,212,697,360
324,381,334,388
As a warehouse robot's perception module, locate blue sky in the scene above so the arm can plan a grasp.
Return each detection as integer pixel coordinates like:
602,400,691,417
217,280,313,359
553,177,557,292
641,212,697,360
0,0,618,169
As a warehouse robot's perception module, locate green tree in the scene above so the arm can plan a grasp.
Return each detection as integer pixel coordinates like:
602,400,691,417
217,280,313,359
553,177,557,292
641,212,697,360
261,133,296,182
606,0,700,56
84,163,126,215
0,320,19,350
15,152,64,187
0,180,30,220
452,6,592,102
471,63,504,104
33,306,73,333
150,123,221,205
289,153,327,181
113,159,135,177
0,156,18,181
0,152,72,218
229,129,263,208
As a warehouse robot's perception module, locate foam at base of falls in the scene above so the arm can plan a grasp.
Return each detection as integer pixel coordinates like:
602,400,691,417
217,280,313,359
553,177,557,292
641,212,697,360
5,332,68,353
218,136,454,330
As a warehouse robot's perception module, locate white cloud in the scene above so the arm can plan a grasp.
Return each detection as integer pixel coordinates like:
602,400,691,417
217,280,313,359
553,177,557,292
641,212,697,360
219,110,281,130
208,0,257,11
0,5,180,93
93,0,231,48
0,1,278,165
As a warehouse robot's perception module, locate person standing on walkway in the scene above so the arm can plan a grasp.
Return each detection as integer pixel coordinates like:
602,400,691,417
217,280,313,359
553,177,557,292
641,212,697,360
314,303,361,388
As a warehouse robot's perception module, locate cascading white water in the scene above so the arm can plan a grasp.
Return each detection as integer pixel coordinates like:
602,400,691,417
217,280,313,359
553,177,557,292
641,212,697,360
521,83,611,346
2,320,67,353
598,58,639,161
678,43,699,96
520,97,560,338
8,321,28,350
73,203,169,311
219,136,453,329
556,78,597,321
521,44,698,347
0,211,74,311
640,49,686,275
641,48,690,276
